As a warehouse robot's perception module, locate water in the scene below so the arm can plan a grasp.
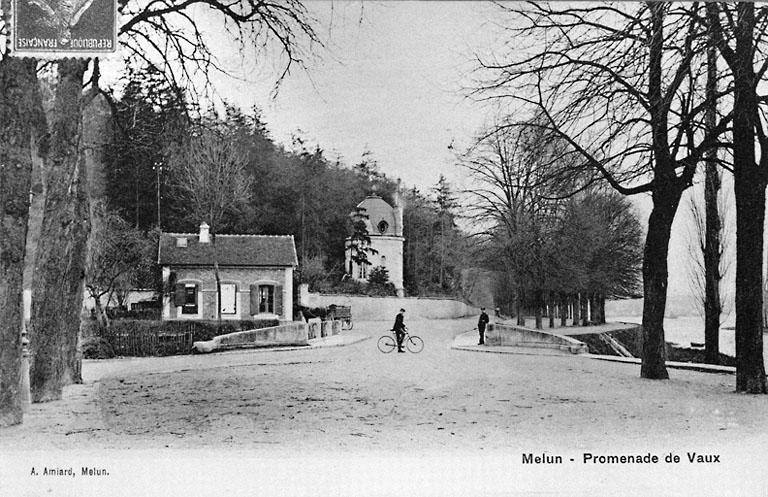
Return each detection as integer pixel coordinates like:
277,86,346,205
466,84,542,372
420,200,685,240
610,314,768,370
610,315,735,355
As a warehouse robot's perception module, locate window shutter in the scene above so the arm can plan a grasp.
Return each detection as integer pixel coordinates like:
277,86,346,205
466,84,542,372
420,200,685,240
249,285,259,315
173,284,186,306
274,284,283,317
192,285,198,305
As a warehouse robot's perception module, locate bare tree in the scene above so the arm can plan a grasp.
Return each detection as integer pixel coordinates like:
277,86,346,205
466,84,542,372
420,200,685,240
708,3,768,393
85,203,153,330
173,125,253,326
685,172,732,365
472,3,728,379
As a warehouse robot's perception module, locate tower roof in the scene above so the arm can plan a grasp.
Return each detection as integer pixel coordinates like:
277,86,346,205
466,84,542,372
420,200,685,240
355,195,399,236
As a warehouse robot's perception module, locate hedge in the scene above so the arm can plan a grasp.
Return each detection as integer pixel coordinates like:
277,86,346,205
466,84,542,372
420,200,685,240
94,319,281,358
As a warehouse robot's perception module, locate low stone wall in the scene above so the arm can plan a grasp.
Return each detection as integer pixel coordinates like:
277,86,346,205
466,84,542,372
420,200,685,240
306,319,342,339
192,322,309,353
485,323,588,354
300,286,478,320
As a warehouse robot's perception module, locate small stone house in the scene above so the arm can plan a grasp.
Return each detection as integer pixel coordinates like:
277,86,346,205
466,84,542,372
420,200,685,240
158,223,297,322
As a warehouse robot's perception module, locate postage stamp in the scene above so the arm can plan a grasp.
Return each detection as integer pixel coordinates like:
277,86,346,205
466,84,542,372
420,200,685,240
12,0,117,58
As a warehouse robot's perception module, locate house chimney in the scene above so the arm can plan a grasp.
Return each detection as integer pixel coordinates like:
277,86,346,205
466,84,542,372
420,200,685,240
199,222,210,243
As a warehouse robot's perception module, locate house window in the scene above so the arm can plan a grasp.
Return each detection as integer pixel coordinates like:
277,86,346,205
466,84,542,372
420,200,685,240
259,285,275,314
181,284,198,314
220,283,237,314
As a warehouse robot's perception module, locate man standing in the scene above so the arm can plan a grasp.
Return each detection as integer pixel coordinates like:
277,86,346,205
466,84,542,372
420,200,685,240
478,307,489,345
393,308,407,353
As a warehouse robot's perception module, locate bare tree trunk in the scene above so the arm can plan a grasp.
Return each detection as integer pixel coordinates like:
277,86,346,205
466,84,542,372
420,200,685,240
572,293,581,326
89,289,110,332
29,59,91,401
534,290,543,330
0,57,37,426
589,292,605,324
732,3,767,393
516,289,525,326
560,293,567,327
548,293,555,328
703,31,722,365
598,293,606,325
640,185,681,380
580,292,589,326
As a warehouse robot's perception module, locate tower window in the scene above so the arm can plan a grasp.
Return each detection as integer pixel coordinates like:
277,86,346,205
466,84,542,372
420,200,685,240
377,220,389,234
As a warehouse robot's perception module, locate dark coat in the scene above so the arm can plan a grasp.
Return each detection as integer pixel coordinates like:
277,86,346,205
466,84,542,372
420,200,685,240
478,311,489,330
393,312,406,332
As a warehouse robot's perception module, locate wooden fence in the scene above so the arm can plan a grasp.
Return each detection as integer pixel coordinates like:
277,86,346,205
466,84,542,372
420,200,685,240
98,320,280,357
101,324,194,357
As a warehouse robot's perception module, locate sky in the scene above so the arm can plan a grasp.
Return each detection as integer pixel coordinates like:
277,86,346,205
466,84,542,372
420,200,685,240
209,1,500,190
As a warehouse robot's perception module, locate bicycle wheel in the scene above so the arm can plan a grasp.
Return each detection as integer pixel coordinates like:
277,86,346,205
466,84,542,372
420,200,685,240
406,335,424,353
344,319,354,330
377,335,396,353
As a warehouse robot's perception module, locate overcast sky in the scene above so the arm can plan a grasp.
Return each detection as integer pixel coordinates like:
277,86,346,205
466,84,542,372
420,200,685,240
211,1,500,190
148,1,763,302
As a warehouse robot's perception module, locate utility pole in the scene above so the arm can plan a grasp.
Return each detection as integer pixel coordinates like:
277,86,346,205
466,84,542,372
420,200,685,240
153,162,163,229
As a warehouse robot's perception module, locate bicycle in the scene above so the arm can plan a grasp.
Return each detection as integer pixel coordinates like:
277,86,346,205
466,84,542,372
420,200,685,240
377,328,424,353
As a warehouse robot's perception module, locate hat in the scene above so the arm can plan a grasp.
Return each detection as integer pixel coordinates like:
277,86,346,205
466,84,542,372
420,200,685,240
400,308,406,312
481,307,486,311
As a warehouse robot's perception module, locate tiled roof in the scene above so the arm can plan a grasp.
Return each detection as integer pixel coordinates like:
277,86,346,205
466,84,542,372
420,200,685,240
159,233,298,267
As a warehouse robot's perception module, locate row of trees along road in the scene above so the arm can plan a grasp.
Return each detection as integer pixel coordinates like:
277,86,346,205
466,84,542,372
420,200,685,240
0,0,323,425
461,122,643,330
471,3,766,392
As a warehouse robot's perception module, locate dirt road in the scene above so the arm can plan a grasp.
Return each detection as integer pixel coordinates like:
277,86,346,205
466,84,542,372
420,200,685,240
3,317,767,456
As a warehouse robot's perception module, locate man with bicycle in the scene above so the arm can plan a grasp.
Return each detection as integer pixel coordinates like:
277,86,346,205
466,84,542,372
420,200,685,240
393,308,407,353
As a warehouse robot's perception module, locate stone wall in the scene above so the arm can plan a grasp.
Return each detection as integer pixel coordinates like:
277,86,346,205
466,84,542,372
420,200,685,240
192,322,309,353
299,285,478,320
484,323,588,354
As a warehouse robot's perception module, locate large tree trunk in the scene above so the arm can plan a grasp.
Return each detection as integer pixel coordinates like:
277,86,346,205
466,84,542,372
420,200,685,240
640,182,681,380
732,3,767,393
580,292,589,326
0,57,38,426
703,35,722,365
29,59,91,402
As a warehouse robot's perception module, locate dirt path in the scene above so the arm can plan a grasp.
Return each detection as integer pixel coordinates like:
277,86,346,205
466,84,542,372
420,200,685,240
3,318,767,455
